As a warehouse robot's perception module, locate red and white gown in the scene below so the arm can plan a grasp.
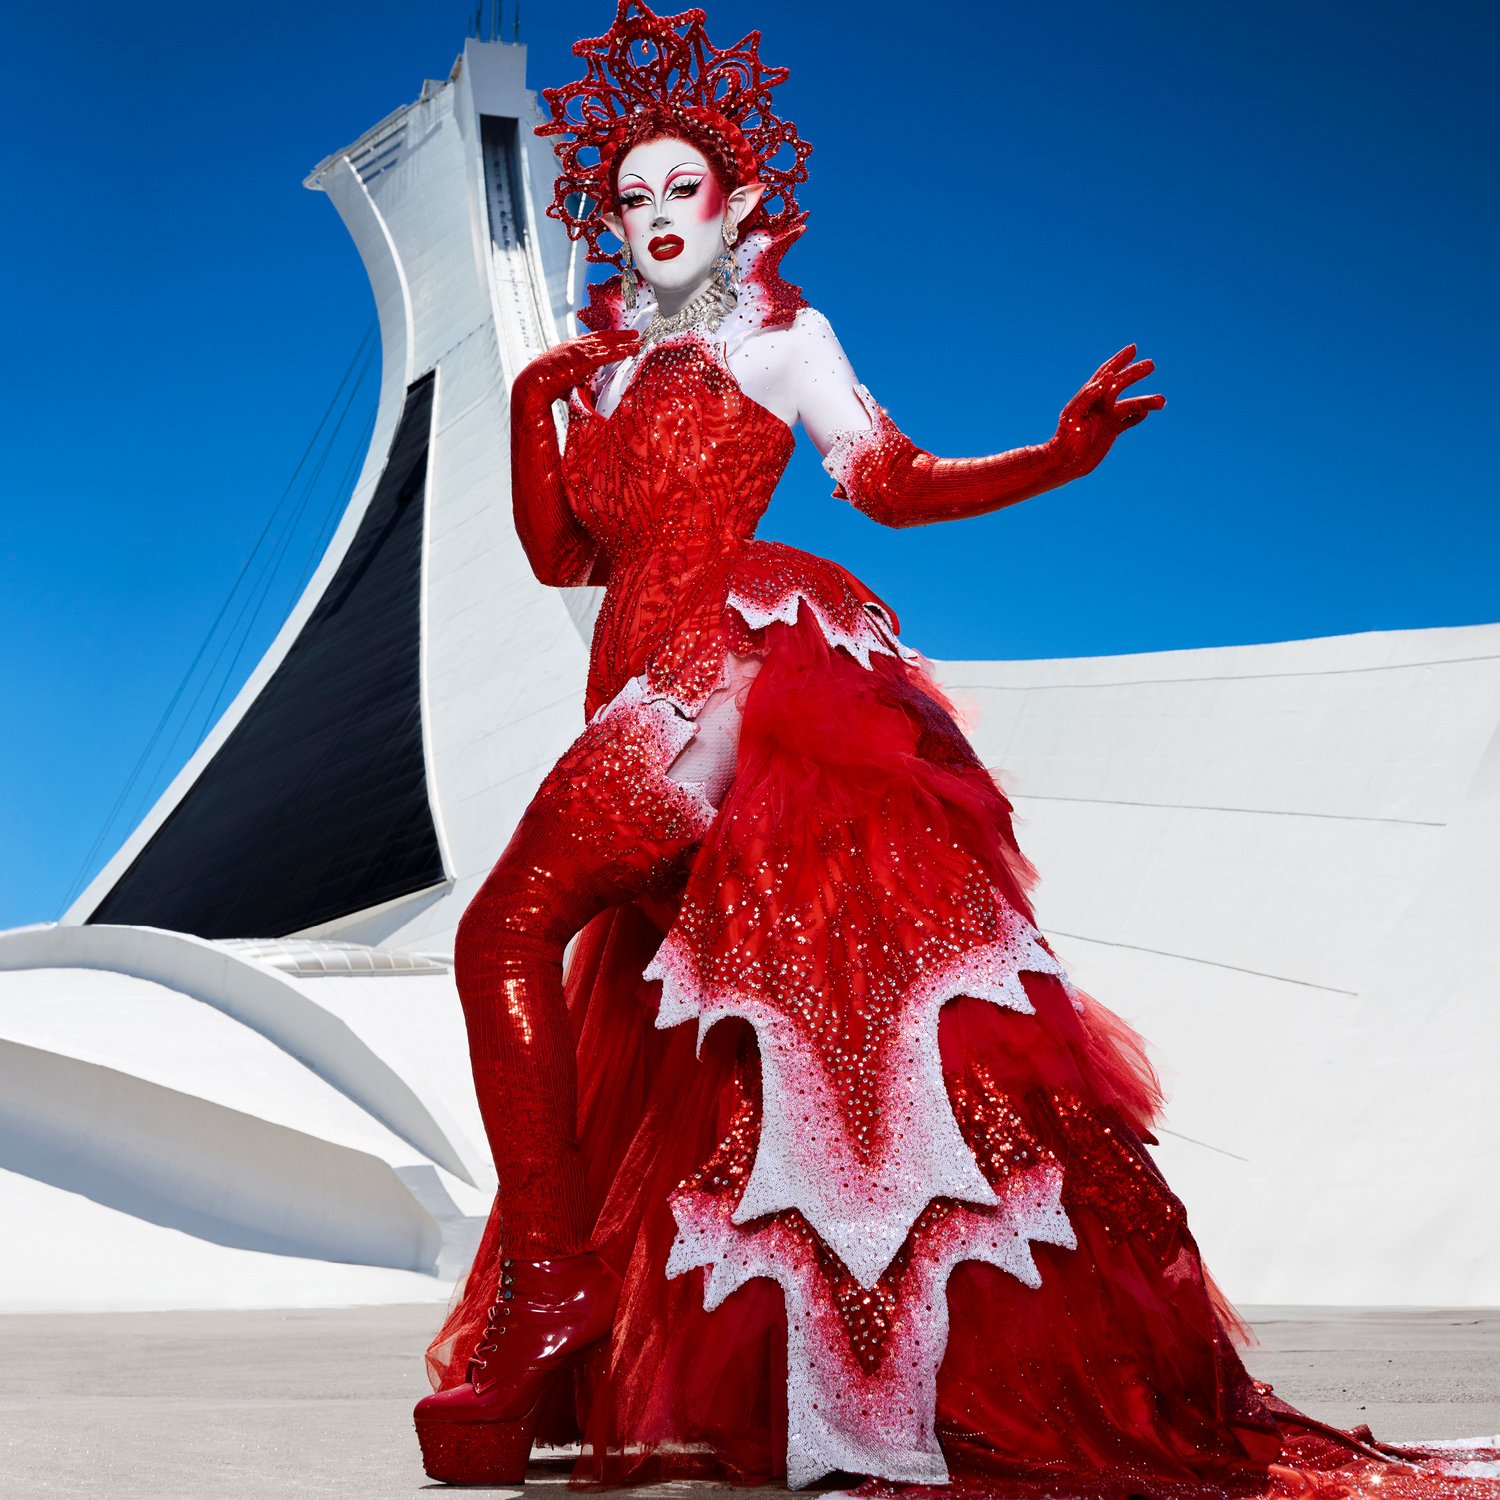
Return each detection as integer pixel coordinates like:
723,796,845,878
426,227,1500,1499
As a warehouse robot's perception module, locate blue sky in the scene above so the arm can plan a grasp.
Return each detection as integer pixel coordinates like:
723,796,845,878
2,0,1496,928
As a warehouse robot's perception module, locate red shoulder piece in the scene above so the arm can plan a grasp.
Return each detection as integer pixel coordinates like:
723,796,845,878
740,213,809,332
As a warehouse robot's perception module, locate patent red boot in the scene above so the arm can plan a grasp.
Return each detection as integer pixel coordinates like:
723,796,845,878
414,1252,620,1485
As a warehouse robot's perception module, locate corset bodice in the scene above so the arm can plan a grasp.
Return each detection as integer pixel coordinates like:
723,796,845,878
562,329,904,718
563,335,796,712
566,337,795,567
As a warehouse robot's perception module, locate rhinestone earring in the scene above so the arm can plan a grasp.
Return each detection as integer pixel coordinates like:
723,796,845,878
713,219,740,311
621,242,638,312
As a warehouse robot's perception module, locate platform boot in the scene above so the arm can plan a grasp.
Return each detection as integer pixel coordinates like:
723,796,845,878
414,1251,620,1485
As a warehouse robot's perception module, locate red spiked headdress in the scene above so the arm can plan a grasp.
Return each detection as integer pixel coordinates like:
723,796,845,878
537,1,813,268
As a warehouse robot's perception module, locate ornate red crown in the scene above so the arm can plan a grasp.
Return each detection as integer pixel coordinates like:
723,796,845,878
536,1,813,268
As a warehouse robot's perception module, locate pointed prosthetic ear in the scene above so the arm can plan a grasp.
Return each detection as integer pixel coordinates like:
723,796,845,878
602,208,626,243
726,181,765,236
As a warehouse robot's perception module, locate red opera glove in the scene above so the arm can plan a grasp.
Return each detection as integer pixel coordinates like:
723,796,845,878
511,330,640,585
823,345,1165,528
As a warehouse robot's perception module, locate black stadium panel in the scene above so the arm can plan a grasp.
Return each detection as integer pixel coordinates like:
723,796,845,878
89,373,444,938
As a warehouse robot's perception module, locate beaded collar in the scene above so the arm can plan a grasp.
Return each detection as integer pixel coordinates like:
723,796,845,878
638,277,737,352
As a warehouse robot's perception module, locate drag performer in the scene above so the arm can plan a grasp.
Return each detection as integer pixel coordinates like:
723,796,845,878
416,5,1500,1495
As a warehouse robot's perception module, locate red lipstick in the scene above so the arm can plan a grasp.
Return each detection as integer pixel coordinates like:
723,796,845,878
648,235,684,260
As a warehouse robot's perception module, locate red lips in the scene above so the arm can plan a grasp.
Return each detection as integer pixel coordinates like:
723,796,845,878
648,235,684,260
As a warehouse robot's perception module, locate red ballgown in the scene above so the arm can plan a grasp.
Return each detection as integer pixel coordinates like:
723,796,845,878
426,229,1500,1500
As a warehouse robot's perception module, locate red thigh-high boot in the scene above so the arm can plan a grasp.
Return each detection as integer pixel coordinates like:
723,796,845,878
415,683,717,1485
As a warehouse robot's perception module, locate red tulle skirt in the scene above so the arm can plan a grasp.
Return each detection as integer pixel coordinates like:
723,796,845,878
426,612,1500,1500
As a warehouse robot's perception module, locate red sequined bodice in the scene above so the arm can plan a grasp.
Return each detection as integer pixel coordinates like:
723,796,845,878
563,334,798,714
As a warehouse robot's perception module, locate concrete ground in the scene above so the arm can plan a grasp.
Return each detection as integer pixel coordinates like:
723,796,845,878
0,1305,1496,1499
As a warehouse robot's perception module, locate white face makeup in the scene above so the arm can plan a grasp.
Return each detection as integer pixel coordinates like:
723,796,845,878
602,137,763,313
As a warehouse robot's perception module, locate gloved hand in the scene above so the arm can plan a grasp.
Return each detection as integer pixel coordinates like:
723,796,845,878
511,330,641,584
829,345,1164,528
1051,344,1165,480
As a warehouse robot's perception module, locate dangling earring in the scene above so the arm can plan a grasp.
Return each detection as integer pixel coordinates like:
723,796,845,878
620,242,638,312
713,219,739,312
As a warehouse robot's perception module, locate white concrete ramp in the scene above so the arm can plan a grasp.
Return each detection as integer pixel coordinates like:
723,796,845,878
0,942,490,1311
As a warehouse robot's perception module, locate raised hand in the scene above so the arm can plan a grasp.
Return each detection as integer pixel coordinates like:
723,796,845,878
515,330,642,406
826,343,1166,529
1051,345,1166,478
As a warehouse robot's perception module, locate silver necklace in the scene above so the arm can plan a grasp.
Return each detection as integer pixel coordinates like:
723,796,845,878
640,277,737,349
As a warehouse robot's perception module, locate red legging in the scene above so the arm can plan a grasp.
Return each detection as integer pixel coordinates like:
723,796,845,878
452,659,759,1257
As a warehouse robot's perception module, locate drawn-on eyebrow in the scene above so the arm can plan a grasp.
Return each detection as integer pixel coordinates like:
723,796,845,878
620,159,704,195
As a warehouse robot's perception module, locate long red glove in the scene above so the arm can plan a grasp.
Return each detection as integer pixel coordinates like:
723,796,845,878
510,330,640,585
826,345,1165,528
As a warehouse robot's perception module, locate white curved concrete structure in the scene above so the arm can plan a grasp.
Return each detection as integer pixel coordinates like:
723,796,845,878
0,960,486,1294
946,623,1500,1305
0,945,496,1307
0,1166,455,1314
0,923,484,1186
0,1037,439,1271
1,35,1494,1313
